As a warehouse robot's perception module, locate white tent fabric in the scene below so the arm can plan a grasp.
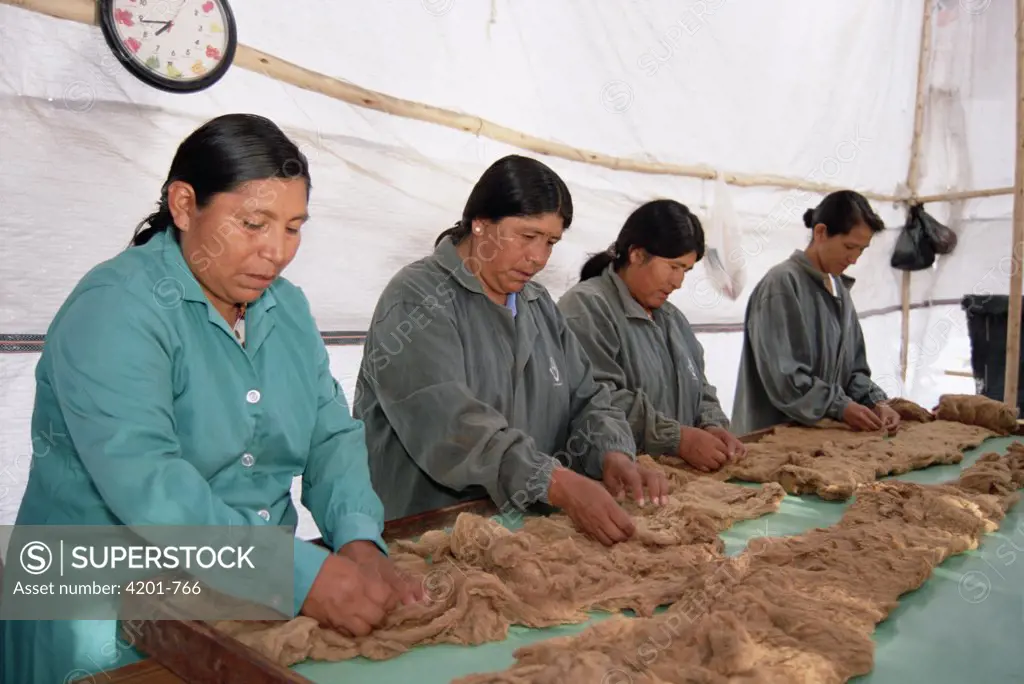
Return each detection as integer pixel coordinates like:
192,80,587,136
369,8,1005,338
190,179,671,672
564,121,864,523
0,0,1014,535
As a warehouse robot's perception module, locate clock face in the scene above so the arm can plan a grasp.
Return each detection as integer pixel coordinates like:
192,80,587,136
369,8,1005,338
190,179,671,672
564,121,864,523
107,0,231,84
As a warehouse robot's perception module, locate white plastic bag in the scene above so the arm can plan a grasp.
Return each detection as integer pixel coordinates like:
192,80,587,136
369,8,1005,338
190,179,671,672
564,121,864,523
702,175,746,300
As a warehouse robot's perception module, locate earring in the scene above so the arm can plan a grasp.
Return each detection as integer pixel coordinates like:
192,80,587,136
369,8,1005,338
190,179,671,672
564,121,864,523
473,225,482,234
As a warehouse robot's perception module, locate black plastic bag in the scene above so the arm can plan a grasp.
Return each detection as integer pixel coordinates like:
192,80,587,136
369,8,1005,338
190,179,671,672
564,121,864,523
891,203,957,271
917,204,958,255
891,205,936,271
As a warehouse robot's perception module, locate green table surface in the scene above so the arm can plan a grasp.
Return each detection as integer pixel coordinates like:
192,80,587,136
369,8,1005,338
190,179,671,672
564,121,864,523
293,437,1024,683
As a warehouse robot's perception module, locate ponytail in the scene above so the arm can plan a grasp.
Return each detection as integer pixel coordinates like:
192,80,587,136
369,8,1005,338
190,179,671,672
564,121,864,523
580,243,627,281
803,208,816,229
579,199,705,283
434,219,472,248
129,190,175,247
804,191,884,237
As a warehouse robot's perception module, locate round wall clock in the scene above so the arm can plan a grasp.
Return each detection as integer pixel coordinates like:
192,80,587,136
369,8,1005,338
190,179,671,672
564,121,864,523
98,0,238,93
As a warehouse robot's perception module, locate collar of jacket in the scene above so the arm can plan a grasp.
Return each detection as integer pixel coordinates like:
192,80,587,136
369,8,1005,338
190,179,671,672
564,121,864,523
604,264,653,320
156,225,278,315
788,249,855,290
433,235,542,301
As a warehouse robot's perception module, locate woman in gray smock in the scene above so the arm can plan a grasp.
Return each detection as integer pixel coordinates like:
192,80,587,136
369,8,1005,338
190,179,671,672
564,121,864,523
558,199,745,473
353,155,669,547
731,190,901,435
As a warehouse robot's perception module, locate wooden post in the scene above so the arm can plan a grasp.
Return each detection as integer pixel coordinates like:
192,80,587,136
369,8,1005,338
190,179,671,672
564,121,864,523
901,0,936,385
901,272,912,381
1004,0,1024,409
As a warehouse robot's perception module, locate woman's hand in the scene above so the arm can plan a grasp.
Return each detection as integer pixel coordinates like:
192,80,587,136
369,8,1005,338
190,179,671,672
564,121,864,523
677,426,730,472
636,463,670,506
600,451,669,506
843,402,884,431
547,467,635,546
705,426,747,462
601,451,641,504
339,540,423,608
873,403,901,434
300,552,396,637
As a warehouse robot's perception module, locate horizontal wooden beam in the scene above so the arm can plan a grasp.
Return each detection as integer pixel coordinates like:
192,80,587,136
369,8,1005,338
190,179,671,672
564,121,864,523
913,186,1014,204
1,0,1010,207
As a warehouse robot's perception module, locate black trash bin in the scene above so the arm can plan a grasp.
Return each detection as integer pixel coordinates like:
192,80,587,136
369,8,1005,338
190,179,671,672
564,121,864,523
961,294,1024,406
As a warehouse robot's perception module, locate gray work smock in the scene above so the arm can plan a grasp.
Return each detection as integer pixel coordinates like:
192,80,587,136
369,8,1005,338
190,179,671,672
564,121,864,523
731,249,887,434
558,264,729,458
353,237,637,521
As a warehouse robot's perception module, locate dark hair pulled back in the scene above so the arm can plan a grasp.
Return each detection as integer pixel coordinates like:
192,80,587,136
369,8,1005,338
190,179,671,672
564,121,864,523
434,155,573,248
802,190,884,237
131,113,312,247
579,199,705,281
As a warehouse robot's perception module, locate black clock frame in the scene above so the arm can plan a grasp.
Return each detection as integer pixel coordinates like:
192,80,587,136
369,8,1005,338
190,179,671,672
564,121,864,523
97,0,238,94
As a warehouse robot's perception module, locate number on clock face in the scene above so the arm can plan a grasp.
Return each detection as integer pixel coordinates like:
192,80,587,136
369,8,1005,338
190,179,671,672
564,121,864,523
109,0,229,82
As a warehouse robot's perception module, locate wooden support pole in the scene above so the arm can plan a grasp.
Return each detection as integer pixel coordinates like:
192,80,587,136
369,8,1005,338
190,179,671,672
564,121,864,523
1004,0,1024,409
901,0,936,385
906,0,934,204
901,272,912,381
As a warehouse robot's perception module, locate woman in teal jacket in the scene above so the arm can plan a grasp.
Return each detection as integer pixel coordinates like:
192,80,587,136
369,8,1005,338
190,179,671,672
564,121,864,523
1,114,417,683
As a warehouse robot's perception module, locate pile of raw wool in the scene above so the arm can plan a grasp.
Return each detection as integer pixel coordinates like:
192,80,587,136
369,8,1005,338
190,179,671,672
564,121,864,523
210,395,1017,671
454,442,1024,684
658,395,1004,500
934,393,1019,434
211,475,785,665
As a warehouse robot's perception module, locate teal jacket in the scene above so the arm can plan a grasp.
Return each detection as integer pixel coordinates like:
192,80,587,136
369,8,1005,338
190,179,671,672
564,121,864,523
1,227,386,683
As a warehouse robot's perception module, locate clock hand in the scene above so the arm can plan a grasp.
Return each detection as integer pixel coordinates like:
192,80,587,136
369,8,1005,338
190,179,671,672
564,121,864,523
154,0,189,36
140,19,173,34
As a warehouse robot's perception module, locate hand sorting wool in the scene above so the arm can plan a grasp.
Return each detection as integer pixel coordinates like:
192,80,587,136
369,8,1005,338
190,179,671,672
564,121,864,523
842,402,884,431
705,425,748,462
547,465,636,546
338,540,424,608
677,426,732,473
601,451,669,507
300,553,398,638
873,402,902,435
635,462,671,506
